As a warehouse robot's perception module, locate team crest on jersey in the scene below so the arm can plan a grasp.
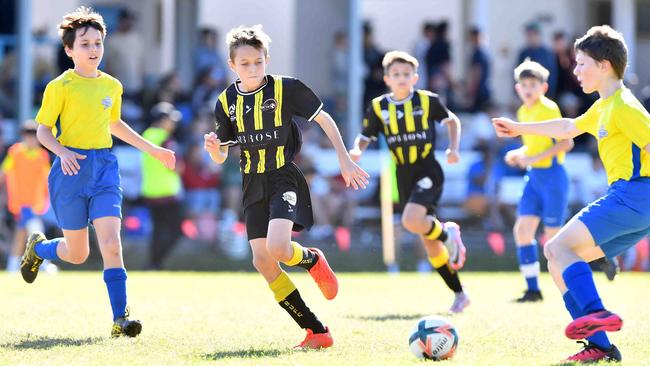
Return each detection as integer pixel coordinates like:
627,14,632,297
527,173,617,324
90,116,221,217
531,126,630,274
417,177,433,190
101,96,112,110
261,98,278,113
598,125,608,139
412,107,424,116
282,191,297,206
380,109,405,123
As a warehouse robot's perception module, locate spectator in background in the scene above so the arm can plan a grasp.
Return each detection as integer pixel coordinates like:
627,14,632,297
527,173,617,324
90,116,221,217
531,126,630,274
191,66,222,112
517,23,557,98
362,22,385,108
141,103,183,270
413,22,436,90
104,9,144,98
194,28,227,90
181,144,221,240
426,21,450,87
466,26,491,113
426,22,456,108
154,72,185,105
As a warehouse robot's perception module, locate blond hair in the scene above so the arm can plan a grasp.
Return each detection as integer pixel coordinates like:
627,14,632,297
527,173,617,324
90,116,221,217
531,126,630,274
514,58,549,83
225,24,271,60
382,51,419,74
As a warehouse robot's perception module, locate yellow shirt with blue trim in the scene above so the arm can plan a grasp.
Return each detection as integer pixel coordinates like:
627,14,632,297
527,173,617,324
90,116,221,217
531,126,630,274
575,87,650,185
517,95,563,168
35,69,122,149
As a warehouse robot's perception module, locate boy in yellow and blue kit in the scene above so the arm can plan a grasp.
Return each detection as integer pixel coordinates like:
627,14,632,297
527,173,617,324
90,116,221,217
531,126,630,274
494,25,650,362
504,59,573,302
20,7,175,337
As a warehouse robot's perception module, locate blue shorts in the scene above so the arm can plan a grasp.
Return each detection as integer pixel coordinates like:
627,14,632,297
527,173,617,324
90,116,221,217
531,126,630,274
518,165,569,227
577,178,650,258
48,148,122,230
15,207,36,229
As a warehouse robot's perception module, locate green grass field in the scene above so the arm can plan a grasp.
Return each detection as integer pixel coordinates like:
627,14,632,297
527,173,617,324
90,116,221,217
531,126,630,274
1,271,648,365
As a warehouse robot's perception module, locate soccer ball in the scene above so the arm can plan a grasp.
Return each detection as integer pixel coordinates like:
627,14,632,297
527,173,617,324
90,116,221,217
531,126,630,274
408,315,458,360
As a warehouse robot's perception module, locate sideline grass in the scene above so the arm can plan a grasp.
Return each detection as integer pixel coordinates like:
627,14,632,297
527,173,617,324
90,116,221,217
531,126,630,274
0,271,648,365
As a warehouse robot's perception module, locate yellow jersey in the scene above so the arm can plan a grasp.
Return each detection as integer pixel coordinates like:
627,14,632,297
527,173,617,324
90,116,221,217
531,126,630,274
575,87,650,185
517,95,564,168
35,69,122,149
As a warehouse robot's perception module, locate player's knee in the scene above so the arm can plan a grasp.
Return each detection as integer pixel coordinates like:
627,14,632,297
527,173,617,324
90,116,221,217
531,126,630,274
266,242,288,261
252,255,274,274
401,211,425,233
543,241,555,261
68,249,89,264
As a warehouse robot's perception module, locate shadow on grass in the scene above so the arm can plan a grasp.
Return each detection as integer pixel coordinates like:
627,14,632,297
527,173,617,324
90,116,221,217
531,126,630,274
347,313,427,322
3,335,103,350
202,348,288,360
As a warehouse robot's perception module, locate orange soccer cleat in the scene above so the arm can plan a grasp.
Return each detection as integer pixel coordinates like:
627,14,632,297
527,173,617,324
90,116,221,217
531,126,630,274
307,248,339,300
294,327,334,350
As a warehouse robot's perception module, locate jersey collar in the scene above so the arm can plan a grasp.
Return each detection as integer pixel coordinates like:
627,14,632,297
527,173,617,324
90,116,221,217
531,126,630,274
234,76,269,95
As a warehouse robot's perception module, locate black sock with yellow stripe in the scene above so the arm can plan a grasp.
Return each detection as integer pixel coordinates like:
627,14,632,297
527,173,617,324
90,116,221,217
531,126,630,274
424,218,448,242
269,271,326,333
429,247,463,293
282,241,318,271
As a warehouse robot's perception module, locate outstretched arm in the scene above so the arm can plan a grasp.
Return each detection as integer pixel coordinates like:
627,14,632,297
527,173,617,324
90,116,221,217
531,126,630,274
492,117,584,140
313,110,370,190
110,120,176,170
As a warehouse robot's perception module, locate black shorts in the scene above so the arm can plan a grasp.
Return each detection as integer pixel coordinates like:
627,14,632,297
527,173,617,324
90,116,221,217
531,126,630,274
395,157,444,215
242,162,314,240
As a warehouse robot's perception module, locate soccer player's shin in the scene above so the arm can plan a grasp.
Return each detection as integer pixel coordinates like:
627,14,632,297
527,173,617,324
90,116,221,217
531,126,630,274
269,271,326,334
517,242,540,292
429,247,462,293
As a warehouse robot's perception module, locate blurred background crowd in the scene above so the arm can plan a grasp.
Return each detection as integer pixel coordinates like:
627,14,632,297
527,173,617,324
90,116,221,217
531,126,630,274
1,0,649,272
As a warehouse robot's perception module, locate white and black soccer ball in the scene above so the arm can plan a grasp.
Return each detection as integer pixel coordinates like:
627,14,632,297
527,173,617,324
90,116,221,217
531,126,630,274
408,315,458,361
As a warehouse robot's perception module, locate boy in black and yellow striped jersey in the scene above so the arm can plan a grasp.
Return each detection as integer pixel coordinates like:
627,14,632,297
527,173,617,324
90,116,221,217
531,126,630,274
350,51,470,314
204,25,369,349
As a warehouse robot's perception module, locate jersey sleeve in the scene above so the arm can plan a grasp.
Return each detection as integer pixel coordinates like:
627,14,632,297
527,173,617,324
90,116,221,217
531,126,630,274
214,92,237,146
428,94,451,124
110,80,123,123
615,102,650,148
574,103,599,136
35,81,63,128
360,103,382,141
285,78,323,121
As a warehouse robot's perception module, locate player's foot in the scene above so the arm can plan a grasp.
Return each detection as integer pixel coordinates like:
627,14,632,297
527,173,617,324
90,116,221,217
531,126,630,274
566,341,621,362
515,290,543,303
443,222,466,270
448,292,470,314
111,309,142,338
293,327,333,350
600,258,618,281
307,248,338,300
20,231,46,284
565,310,623,340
